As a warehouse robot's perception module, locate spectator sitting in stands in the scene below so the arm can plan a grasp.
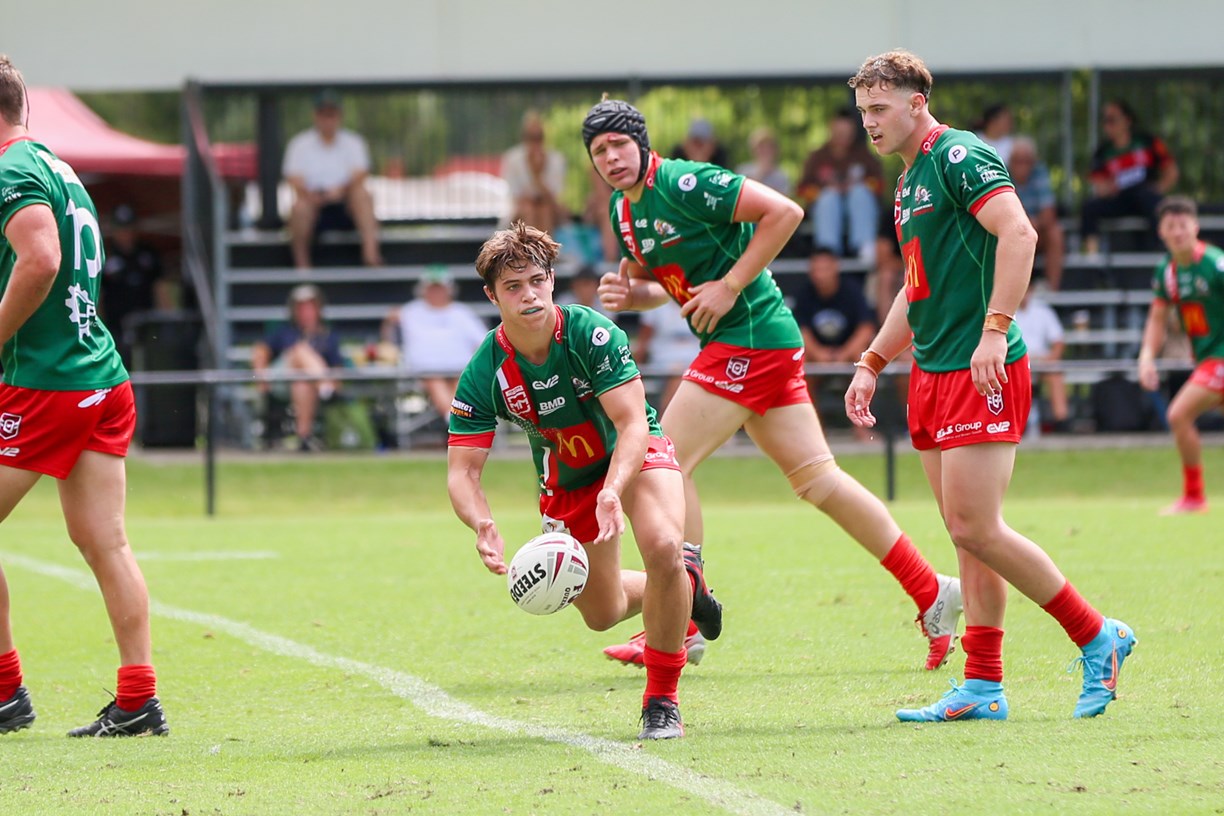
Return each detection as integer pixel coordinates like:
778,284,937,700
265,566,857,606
1081,99,1178,254
100,204,172,367
670,117,730,168
283,90,382,269
382,267,489,420
975,102,1015,166
252,284,345,451
502,111,567,234
1009,136,1066,291
794,246,875,375
797,107,884,263
557,265,616,320
1015,285,1070,432
633,300,701,411
736,126,791,195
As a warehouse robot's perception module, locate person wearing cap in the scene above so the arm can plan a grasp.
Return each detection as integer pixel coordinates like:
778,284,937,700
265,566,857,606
796,107,885,263
584,97,961,675
669,118,729,169
252,284,345,450
100,204,171,367
282,90,382,269
500,111,567,234
382,267,488,420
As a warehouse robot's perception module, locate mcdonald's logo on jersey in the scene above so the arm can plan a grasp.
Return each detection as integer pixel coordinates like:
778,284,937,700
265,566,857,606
651,263,694,305
551,422,606,468
1181,302,1210,337
901,237,930,303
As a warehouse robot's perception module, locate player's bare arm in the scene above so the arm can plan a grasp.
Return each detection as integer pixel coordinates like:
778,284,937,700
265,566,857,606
846,289,912,428
972,191,1037,395
446,445,507,574
0,203,61,346
680,180,803,335
592,378,651,545
1137,298,1170,391
598,257,669,313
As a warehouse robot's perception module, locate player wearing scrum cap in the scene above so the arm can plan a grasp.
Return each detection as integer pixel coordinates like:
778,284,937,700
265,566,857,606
583,97,963,674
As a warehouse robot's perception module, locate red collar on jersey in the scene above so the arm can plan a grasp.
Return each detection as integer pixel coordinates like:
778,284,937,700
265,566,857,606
0,135,33,158
920,124,950,155
494,305,565,357
643,151,661,189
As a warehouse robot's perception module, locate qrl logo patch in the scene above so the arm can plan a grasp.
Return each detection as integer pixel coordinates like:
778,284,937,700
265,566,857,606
986,391,1004,416
504,385,531,418
0,413,20,441
726,357,751,381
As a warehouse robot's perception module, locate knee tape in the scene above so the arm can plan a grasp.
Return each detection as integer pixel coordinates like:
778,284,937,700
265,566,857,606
786,454,842,506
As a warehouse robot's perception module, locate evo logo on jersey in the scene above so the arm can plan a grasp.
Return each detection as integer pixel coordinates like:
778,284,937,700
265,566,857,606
901,237,930,303
532,375,560,389
0,413,21,440
987,421,1011,434
0,448,18,457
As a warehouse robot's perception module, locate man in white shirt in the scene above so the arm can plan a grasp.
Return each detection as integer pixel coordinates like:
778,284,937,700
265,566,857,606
501,111,567,233
1015,287,1070,431
283,90,382,269
382,267,489,418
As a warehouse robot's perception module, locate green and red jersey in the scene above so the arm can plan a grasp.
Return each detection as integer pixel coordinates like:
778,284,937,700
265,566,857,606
448,305,662,495
1152,240,1224,361
609,154,801,350
894,125,1027,372
1089,133,1173,192
0,137,126,390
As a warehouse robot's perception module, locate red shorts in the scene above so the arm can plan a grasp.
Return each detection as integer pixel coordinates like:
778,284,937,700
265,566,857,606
682,342,810,416
908,356,1032,451
0,381,135,479
1189,358,1224,394
539,435,680,543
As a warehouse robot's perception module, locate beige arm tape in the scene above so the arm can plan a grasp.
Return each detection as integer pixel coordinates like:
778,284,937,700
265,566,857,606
785,454,842,506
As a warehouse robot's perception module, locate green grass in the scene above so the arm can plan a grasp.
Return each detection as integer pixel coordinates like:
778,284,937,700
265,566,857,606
1,446,1222,815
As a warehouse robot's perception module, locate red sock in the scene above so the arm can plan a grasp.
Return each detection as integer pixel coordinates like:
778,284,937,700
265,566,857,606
1041,582,1104,647
0,649,22,701
961,626,1004,683
1184,465,1205,501
116,664,157,712
685,620,698,638
879,534,939,613
642,645,686,705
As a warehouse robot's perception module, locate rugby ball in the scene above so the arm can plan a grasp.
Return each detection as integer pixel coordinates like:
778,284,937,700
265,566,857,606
506,532,589,615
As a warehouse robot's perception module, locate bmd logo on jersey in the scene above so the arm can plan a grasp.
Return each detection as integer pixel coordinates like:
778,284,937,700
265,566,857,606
726,357,751,381
0,413,20,440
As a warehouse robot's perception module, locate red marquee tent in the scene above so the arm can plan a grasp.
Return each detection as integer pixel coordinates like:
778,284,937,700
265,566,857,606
25,87,255,179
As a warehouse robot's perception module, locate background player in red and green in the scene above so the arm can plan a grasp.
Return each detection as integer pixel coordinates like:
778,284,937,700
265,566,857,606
843,50,1135,722
446,222,719,740
581,97,963,673
1138,195,1224,514
0,55,167,737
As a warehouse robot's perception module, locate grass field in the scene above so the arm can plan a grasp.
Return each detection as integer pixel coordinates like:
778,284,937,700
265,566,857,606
0,444,1222,815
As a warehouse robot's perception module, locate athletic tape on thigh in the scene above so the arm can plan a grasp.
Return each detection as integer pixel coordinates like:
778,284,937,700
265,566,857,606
785,454,842,506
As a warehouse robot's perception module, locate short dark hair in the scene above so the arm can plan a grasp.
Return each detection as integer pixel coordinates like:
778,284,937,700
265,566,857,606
475,221,560,287
0,55,26,127
811,245,839,261
1156,195,1198,222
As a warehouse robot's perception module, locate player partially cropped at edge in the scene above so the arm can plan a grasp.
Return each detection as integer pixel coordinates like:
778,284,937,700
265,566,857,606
1137,195,1224,515
447,222,720,739
584,97,962,672
0,55,167,737
844,49,1135,721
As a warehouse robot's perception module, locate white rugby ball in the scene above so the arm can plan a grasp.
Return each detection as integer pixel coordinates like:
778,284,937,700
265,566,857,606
506,532,589,615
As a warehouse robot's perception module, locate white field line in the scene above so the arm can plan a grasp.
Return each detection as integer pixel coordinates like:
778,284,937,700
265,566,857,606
134,551,280,562
4,552,793,816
